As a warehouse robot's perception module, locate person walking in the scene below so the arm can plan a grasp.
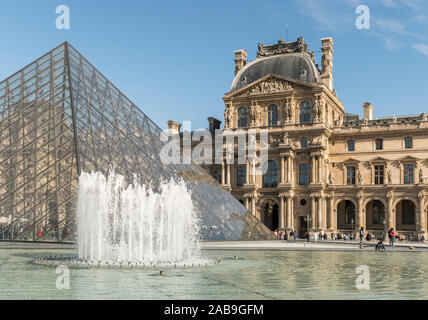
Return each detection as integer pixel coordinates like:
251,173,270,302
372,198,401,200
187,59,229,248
313,231,319,243
359,227,364,249
390,228,396,247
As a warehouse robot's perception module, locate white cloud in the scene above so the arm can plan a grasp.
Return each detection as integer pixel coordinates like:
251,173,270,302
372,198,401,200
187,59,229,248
398,0,423,10
413,44,428,58
382,0,399,8
374,18,407,35
384,38,400,50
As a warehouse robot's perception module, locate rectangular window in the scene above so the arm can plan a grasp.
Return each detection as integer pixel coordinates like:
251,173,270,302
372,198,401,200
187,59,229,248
404,137,413,149
403,164,414,184
375,138,383,150
374,165,384,185
299,163,309,185
347,140,355,151
300,137,308,149
236,165,246,187
346,166,356,185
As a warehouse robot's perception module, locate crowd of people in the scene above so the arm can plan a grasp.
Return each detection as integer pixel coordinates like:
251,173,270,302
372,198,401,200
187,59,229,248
275,227,425,244
0,223,71,241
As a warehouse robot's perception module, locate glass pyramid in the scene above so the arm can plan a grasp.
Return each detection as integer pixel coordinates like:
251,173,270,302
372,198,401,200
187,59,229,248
0,42,271,242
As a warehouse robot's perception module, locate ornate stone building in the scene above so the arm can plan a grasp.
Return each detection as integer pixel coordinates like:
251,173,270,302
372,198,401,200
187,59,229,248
171,36,428,239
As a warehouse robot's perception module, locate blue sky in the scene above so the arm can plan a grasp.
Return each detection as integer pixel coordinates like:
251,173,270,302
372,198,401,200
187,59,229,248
0,0,427,130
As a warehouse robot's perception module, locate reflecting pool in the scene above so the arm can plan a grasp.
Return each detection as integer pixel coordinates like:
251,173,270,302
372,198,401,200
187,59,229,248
0,248,427,299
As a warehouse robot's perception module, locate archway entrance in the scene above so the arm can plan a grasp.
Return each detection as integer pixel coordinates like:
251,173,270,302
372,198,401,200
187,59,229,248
337,200,355,230
396,200,416,231
365,200,385,230
262,200,279,231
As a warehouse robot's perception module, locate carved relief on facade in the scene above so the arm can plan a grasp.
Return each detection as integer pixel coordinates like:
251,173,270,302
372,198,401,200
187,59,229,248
248,78,293,95
224,105,232,128
269,131,293,146
313,96,325,122
283,97,295,123
249,103,260,127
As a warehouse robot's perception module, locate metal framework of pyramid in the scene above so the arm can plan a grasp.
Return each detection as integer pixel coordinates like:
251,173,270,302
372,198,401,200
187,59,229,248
0,42,271,242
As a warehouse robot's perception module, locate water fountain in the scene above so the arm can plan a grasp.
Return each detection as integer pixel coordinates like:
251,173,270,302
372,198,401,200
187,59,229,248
75,171,204,265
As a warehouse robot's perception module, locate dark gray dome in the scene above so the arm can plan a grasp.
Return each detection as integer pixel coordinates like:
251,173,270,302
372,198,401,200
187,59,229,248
231,53,321,91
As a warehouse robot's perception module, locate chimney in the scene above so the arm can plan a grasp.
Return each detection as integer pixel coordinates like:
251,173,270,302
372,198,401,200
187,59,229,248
167,120,181,135
208,117,221,134
234,50,247,75
363,102,374,121
321,37,334,91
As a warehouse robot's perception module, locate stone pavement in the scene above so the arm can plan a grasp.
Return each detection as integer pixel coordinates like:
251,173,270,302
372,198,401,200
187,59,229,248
202,240,428,252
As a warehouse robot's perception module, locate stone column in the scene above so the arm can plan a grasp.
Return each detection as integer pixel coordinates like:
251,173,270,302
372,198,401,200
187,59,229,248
386,192,394,230
322,196,327,230
357,194,364,229
287,156,292,184
418,192,426,234
327,196,334,231
310,196,316,230
221,160,225,185
252,196,257,219
244,197,249,210
290,154,295,185
311,156,315,183
316,197,322,230
251,161,256,184
246,159,250,185
286,196,293,230
280,155,285,184
279,195,285,229
317,157,321,183
226,164,231,185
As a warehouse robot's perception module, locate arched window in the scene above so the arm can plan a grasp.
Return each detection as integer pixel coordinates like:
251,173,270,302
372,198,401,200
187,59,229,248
372,200,385,225
263,160,278,188
345,201,356,225
299,101,311,123
237,107,247,127
375,138,383,150
268,104,278,126
401,200,415,225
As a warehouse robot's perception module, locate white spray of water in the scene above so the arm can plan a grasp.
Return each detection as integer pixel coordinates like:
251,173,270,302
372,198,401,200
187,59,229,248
76,171,201,264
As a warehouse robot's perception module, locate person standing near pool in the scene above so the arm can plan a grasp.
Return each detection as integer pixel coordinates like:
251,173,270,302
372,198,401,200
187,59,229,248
390,228,396,247
359,227,364,249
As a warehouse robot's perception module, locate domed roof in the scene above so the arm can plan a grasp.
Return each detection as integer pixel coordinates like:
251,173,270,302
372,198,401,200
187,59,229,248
231,53,321,91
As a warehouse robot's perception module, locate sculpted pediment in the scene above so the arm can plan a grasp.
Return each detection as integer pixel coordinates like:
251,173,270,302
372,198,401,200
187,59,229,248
342,158,360,164
398,155,419,161
244,77,294,96
225,74,316,98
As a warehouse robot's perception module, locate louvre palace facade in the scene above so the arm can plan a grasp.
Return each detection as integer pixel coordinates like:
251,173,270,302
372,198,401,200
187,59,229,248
171,36,428,238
